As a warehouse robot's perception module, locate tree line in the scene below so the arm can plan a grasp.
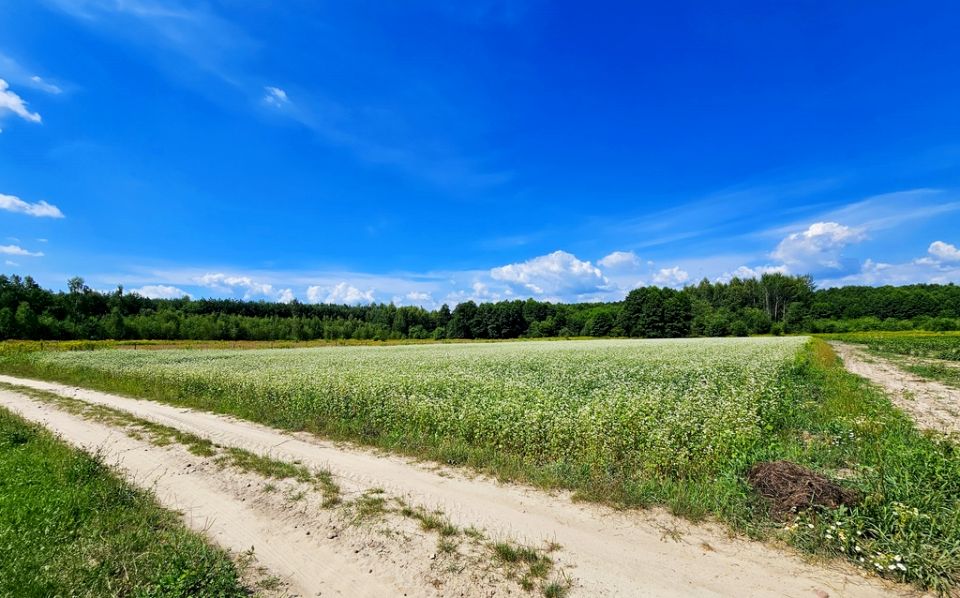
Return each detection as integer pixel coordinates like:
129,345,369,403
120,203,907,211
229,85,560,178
1,273,959,341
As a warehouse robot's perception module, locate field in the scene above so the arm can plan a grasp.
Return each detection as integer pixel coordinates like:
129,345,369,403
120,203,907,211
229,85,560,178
0,338,806,479
2,337,959,592
0,406,245,596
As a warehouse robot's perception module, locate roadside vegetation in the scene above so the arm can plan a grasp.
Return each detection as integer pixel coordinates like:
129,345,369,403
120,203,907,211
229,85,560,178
826,331,960,361
0,406,246,597
827,331,960,389
2,337,960,592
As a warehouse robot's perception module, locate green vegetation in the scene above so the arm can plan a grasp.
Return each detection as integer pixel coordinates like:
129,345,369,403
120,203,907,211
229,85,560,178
0,406,245,597
3,337,959,592
827,331,960,361
826,331,960,388
901,362,960,389
0,338,809,479
3,273,960,342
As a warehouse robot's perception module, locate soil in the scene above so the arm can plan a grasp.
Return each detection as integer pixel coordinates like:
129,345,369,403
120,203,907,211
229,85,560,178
829,342,960,436
0,374,922,597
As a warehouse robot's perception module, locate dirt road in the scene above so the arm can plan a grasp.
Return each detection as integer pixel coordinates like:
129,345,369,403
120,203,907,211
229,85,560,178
829,342,960,436
0,374,915,597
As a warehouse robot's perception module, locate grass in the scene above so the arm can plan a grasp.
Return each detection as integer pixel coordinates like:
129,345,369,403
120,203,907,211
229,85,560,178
352,490,389,522
900,361,960,389
2,339,959,592
491,540,561,595
0,406,245,597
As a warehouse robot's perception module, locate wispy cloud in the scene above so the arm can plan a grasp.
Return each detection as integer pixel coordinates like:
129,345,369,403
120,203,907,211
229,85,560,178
0,79,42,128
0,52,64,94
0,244,44,257
45,0,256,84
30,75,62,94
762,189,960,238
0,193,65,218
45,0,510,191
263,86,288,107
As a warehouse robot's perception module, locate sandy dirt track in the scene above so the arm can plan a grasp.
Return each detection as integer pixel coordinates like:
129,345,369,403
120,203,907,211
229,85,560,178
830,342,960,436
0,374,918,598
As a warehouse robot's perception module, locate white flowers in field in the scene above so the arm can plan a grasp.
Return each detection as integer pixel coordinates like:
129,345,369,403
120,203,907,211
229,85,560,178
30,337,807,475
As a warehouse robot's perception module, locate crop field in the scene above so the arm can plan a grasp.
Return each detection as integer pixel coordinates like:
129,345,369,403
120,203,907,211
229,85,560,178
2,337,960,592
0,338,806,478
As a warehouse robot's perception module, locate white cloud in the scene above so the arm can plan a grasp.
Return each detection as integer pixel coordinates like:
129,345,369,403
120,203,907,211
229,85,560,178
928,241,960,263
0,193,65,218
819,240,960,287
307,282,375,305
772,221,866,269
277,288,295,303
0,79,41,127
598,250,640,269
717,264,789,282
651,266,689,287
406,291,431,302
820,259,959,287
490,250,608,297
390,290,435,307
194,272,278,299
30,75,62,94
129,284,190,299
5,260,19,267
0,244,43,257
264,86,288,107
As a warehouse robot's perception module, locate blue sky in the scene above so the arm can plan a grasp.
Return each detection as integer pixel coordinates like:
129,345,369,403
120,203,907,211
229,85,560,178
2,1,960,306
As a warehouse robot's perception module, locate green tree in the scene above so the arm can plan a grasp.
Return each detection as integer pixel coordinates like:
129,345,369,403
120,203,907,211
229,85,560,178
15,302,39,339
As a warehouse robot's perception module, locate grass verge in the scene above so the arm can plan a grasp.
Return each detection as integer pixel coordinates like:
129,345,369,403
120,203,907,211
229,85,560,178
1,340,958,593
0,405,246,597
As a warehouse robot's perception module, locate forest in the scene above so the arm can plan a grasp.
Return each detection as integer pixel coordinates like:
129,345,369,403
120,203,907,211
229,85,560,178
1,273,959,341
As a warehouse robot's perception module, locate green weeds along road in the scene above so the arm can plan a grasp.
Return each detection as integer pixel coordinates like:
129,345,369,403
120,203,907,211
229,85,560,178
0,407,245,597
828,331,960,361
2,337,959,593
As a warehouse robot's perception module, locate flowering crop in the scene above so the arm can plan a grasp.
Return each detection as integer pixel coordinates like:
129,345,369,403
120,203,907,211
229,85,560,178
13,337,807,477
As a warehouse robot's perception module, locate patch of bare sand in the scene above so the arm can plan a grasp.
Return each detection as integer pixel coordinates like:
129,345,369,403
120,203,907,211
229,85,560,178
0,375,922,597
829,342,960,436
